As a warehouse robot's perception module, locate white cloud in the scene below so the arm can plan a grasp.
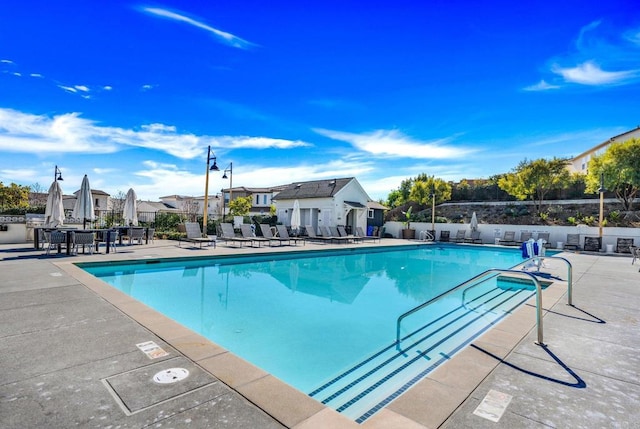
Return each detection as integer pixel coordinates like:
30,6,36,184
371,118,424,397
58,85,78,93
552,61,638,85
141,7,255,50
30,73,43,78
0,59,14,64
141,84,155,91
314,128,476,159
103,85,113,91
0,108,312,160
13,72,21,77
75,85,90,92
523,80,560,91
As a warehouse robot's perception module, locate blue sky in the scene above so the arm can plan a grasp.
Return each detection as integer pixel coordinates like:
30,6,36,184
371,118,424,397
1,1,639,201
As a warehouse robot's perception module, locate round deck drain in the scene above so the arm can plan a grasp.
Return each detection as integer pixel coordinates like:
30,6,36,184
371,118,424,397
153,368,189,384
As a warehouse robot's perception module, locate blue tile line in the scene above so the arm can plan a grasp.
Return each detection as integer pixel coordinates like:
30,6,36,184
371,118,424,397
321,287,524,406
336,289,534,414
308,286,503,398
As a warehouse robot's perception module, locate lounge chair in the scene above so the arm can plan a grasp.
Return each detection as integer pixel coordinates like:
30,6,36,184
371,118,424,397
519,231,533,243
536,232,550,247
178,222,216,248
337,226,362,244
259,224,289,246
305,225,333,243
355,226,380,243
276,225,306,246
438,230,450,242
584,236,601,252
452,229,467,243
324,226,351,244
498,231,517,246
616,238,634,254
240,224,270,247
563,234,581,250
463,230,482,244
218,223,251,247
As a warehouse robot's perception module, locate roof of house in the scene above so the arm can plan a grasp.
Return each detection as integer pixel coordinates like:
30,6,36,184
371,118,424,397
571,126,640,160
272,178,354,200
367,201,388,210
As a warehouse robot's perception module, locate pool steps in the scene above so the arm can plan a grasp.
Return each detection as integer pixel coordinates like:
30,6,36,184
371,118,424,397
308,283,534,422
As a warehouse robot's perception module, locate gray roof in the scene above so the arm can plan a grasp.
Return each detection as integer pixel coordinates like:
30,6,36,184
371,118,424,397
273,178,354,200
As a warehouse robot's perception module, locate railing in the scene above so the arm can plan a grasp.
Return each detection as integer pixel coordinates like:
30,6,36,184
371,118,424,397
521,255,573,305
396,268,547,349
418,230,434,241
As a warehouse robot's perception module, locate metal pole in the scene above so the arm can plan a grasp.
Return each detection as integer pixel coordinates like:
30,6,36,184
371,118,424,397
203,146,212,237
431,192,435,232
598,172,605,239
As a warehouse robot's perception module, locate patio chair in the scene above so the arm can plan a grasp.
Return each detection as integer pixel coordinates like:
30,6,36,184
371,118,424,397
355,226,380,243
145,228,155,244
178,222,216,248
240,224,269,247
218,223,251,247
616,238,634,254
536,232,551,247
127,227,145,245
519,231,533,243
96,230,118,253
276,225,305,246
324,226,351,244
44,231,67,255
630,246,640,271
337,226,362,244
452,229,467,243
584,237,601,252
304,225,333,244
464,230,482,244
259,224,289,246
498,231,517,246
563,234,581,250
438,230,450,242
72,231,95,255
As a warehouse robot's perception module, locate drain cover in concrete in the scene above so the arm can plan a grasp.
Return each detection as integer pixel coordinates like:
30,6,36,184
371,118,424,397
153,367,189,384
105,357,216,413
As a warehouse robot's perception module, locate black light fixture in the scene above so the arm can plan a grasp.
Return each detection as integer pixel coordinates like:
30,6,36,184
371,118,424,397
221,162,233,216
598,172,606,239
54,165,63,181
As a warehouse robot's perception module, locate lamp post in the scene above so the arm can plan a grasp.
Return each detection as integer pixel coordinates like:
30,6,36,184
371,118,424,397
222,162,233,217
430,184,436,234
598,172,606,239
54,165,63,181
202,146,219,237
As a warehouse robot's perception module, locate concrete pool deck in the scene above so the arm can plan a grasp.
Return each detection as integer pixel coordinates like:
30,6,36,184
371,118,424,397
1,239,638,428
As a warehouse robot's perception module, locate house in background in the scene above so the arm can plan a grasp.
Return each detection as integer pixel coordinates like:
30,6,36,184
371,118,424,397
568,126,640,174
272,177,371,234
220,185,287,217
367,201,388,232
137,200,182,223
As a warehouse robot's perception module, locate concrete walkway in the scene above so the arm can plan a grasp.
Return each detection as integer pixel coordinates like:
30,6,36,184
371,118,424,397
1,240,638,428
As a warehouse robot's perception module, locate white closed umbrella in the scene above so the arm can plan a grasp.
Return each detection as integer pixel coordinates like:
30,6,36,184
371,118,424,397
470,211,478,232
44,181,65,227
123,188,138,226
290,200,301,234
73,174,95,229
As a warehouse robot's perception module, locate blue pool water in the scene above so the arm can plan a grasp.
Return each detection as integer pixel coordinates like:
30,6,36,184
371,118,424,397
80,244,538,421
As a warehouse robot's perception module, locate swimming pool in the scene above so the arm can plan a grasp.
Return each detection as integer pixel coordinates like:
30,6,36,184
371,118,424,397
80,244,539,422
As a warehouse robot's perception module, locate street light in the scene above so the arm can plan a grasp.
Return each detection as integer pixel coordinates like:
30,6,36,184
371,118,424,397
54,165,63,181
202,146,219,237
222,162,233,217
598,172,606,239
430,184,436,235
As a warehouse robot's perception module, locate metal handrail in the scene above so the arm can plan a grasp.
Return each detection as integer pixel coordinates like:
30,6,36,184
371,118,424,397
396,268,546,348
520,256,573,305
418,230,434,241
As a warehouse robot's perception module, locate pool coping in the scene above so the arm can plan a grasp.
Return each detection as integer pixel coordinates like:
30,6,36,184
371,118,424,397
55,244,570,428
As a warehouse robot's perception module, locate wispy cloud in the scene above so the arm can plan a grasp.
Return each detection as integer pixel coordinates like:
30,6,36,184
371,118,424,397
532,21,640,89
523,79,560,91
0,108,310,159
0,59,14,64
141,7,255,50
552,61,638,85
314,128,476,159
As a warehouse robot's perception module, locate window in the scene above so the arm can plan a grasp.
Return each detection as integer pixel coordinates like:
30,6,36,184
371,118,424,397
368,209,374,219
256,195,260,204
263,195,267,205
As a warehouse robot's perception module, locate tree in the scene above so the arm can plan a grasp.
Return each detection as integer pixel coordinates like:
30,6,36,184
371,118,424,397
409,176,451,205
586,138,640,211
0,182,30,211
498,158,570,214
229,195,252,217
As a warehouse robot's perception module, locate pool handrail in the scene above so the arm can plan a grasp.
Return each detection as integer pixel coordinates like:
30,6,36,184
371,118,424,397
396,268,546,349
520,255,573,305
